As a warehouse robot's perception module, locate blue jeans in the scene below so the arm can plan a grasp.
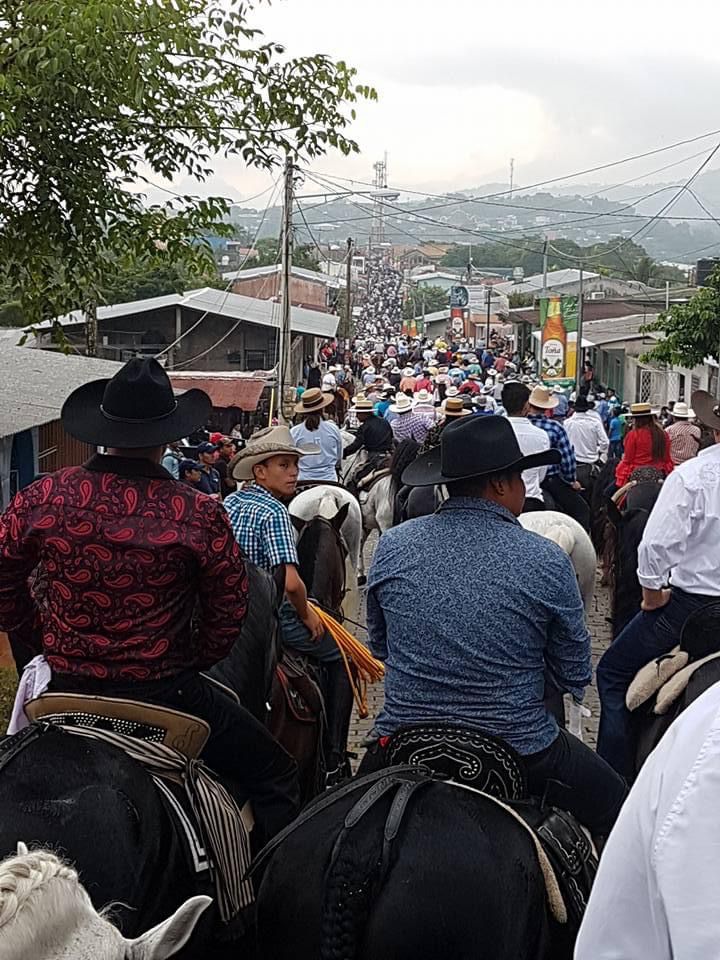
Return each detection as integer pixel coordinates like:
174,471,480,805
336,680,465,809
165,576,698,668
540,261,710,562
596,588,715,778
278,599,341,663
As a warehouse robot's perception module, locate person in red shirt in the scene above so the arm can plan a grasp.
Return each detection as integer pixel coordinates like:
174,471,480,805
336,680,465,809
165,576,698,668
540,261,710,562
413,370,433,393
458,374,482,396
0,358,298,838
615,403,674,488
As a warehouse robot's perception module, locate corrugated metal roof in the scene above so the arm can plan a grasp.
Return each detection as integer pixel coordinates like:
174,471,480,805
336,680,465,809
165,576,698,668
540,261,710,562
33,288,338,339
168,372,267,412
0,348,124,438
495,269,600,296
221,264,342,287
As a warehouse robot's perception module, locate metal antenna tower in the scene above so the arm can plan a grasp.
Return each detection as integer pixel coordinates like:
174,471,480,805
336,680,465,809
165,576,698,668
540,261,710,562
509,157,515,199
369,156,389,251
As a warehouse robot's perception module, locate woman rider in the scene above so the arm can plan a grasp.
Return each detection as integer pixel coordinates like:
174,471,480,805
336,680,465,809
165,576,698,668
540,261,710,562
615,403,673,489
290,388,343,484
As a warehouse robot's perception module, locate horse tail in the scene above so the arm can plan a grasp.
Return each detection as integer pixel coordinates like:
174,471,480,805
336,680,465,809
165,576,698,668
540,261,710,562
389,439,419,483
319,820,381,960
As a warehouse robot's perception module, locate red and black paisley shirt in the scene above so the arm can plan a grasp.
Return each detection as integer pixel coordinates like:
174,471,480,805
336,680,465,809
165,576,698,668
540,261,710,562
0,455,248,681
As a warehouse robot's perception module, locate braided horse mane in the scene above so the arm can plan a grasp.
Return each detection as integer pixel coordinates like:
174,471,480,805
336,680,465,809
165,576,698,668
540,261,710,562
0,844,98,958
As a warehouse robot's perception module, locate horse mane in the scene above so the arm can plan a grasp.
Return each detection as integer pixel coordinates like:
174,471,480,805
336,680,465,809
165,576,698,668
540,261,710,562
0,847,98,958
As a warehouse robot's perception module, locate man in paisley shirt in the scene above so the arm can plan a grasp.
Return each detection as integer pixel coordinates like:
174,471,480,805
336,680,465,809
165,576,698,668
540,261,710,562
0,358,299,839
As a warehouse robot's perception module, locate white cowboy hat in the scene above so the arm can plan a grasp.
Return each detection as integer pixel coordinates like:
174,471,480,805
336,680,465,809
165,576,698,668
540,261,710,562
351,394,374,410
552,385,565,394
402,367,415,377
413,389,432,405
671,401,695,419
528,385,559,410
445,385,460,398
230,426,319,481
390,394,413,414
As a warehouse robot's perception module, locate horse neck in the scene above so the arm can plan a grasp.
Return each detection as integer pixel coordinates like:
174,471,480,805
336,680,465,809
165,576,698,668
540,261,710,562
297,522,345,612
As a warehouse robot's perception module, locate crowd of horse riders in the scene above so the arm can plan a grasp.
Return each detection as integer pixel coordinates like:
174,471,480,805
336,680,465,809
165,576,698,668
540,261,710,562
1,338,720,958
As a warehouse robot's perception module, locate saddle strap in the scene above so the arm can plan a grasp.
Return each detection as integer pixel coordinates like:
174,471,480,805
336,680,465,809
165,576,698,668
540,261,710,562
247,764,435,881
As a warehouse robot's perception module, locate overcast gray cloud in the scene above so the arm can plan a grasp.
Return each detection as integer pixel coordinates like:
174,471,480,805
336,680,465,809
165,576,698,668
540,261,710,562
148,0,720,201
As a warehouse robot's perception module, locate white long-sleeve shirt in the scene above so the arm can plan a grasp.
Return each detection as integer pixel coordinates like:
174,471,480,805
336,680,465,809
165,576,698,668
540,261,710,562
575,679,720,960
564,412,608,464
637,441,720,594
507,417,551,501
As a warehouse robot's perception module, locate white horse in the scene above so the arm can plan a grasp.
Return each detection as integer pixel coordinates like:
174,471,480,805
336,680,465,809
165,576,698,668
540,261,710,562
0,844,210,960
519,510,597,612
290,485,363,623
357,474,397,583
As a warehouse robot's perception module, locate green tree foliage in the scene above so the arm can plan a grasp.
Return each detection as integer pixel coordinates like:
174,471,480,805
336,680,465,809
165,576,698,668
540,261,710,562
440,238,682,284
247,237,321,272
402,285,449,320
0,0,375,325
642,270,720,368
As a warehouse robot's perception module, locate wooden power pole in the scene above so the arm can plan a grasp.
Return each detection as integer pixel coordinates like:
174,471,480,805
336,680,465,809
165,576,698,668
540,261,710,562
343,237,354,343
278,155,294,420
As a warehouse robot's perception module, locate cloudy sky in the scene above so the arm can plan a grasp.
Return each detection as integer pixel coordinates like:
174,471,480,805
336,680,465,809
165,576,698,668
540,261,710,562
155,0,720,203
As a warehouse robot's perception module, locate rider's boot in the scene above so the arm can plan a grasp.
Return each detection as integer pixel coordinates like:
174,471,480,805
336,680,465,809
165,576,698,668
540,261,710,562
323,660,354,787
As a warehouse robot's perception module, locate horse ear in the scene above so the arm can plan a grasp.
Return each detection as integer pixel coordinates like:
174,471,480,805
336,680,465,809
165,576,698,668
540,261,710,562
290,514,306,533
127,895,212,959
332,502,351,532
607,498,622,527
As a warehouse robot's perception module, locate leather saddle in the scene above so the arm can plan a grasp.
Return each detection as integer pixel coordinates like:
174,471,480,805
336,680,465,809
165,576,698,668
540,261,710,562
384,724,596,927
25,693,210,759
385,723,527,801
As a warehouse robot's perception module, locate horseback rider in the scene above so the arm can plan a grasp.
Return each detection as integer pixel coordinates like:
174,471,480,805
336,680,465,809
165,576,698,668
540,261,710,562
361,415,627,841
527,385,591,531
223,426,354,784
343,395,393,496
596,390,720,780
0,358,299,840
564,396,609,503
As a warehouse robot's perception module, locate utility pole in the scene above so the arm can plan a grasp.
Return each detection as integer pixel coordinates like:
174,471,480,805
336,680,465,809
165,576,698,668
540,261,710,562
575,265,584,389
84,299,98,357
542,237,549,295
485,284,492,349
343,237,354,345
278,155,294,422
509,158,515,199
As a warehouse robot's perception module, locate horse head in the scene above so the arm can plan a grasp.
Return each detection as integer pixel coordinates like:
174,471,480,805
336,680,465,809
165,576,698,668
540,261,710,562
0,843,210,960
292,505,350,615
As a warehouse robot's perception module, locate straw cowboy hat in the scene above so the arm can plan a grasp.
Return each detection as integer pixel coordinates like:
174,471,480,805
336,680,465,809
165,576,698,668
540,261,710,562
62,357,211,447
691,390,720,430
294,387,334,415
390,394,413,415
230,426,319,481
671,401,695,419
351,394,374,411
443,396,471,418
528,385,559,410
629,402,653,416
402,414,560,487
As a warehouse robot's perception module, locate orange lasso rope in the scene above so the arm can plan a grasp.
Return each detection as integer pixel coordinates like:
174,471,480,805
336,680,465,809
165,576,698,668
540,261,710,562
308,603,384,719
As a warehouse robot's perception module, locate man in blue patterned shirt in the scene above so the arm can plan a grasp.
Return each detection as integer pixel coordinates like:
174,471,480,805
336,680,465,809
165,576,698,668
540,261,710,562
362,415,626,840
527,385,590,530
224,426,353,781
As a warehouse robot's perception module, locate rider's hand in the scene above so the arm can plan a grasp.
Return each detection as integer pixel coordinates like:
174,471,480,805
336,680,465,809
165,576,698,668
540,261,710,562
641,587,671,611
571,481,583,491
302,607,325,642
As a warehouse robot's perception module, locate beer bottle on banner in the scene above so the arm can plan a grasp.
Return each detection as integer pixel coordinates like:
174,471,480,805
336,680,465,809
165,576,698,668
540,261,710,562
542,297,566,379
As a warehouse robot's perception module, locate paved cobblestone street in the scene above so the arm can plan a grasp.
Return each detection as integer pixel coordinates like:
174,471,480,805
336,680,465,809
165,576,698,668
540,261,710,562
348,532,612,759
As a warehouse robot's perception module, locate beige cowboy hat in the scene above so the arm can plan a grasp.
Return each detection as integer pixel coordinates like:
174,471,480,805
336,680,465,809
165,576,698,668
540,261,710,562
528,385,559,410
671,401,695,419
428,366,439,377
230,426,319,481
443,396,471,418
351,394,374,411
294,387,334,415
390,393,413,414
691,390,720,430
629,402,653,417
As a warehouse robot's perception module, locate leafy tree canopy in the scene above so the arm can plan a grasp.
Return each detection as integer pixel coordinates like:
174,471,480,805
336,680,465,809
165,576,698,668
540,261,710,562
0,0,375,326
642,269,720,369
402,284,449,320
246,237,320,272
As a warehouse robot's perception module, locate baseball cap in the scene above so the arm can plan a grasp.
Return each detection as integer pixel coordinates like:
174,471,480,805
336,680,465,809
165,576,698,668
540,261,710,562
197,441,217,454
179,459,202,477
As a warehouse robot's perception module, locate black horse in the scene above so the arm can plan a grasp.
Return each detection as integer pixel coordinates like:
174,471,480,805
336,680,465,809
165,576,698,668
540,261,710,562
255,771,574,960
0,561,285,956
606,473,664,638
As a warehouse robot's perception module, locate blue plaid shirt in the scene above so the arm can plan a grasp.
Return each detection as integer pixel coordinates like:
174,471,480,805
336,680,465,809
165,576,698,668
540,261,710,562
528,415,576,483
224,483,298,570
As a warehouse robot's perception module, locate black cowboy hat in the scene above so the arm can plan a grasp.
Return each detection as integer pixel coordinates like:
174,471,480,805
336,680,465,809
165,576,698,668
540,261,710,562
62,357,211,447
692,389,720,431
401,414,560,487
